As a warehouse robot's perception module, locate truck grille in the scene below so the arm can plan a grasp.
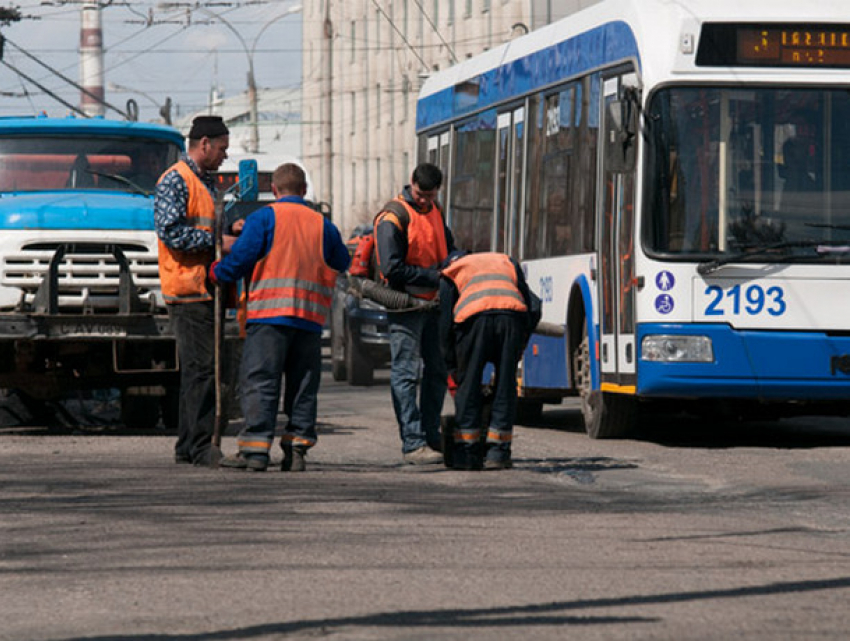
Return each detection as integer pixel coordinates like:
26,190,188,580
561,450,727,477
1,242,162,312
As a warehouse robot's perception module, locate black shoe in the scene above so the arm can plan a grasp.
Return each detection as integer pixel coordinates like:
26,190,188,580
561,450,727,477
175,455,192,465
452,447,482,471
219,453,268,472
281,444,307,472
483,458,513,470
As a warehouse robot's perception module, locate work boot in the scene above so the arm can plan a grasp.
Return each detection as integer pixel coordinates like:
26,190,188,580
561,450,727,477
483,457,513,471
218,452,268,472
403,445,443,465
451,446,482,471
281,444,307,472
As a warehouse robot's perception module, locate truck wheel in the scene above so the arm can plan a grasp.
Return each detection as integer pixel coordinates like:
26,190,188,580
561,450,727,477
160,387,180,431
572,324,634,439
120,391,160,430
346,324,374,386
331,313,347,382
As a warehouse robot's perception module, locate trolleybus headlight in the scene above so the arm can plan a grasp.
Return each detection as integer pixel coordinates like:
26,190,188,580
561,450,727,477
641,335,714,363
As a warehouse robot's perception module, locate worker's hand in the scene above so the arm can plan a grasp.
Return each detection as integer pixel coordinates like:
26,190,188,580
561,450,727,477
222,234,238,254
207,260,220,287
230,218,245,235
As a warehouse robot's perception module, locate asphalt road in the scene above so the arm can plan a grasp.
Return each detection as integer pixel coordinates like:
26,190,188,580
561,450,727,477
2,362,850,640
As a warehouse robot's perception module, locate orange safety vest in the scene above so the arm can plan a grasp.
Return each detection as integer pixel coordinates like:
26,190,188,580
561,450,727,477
157,161,215,304
246,201,337,326
442,252,528,324
376,196,448,300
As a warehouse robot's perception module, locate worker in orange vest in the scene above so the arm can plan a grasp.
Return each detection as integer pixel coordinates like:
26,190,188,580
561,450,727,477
155,115,230,467
210,163,350,472
374,162,457,464
440,251,541,470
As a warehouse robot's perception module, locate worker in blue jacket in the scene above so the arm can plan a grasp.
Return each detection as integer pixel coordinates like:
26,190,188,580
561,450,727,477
210,163,350,472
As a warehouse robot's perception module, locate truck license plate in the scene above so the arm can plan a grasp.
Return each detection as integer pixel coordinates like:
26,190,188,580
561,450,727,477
57,323,127,337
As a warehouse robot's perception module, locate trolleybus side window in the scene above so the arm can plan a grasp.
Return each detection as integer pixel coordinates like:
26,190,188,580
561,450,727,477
450,110,497,252
524,73,599,260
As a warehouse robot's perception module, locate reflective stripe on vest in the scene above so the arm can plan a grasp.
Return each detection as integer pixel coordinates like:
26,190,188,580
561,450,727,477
247,201,337,326
157,161,215,304
442,253,527,324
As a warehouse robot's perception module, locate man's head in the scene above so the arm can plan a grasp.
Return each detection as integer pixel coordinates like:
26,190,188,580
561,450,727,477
410,162,442,209
187,115,229,172
271,163,308,198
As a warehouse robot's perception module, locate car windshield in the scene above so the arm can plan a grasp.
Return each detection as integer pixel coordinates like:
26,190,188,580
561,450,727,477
0,135,181,195
644,86,850,260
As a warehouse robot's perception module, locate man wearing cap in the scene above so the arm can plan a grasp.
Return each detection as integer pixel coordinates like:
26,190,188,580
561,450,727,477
154,115,230,467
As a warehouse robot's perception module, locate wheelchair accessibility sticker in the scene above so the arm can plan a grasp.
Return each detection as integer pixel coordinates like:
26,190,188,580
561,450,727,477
655,294,674,314
654,271,675,314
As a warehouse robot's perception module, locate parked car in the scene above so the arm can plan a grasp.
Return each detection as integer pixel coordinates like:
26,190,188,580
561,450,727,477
329,226,391,386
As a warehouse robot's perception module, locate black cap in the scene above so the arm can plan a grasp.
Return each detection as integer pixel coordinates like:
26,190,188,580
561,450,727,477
188,115,229,140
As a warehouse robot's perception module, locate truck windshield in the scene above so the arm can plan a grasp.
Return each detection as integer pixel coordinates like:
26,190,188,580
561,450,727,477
644,86,850,259
0,135,181,195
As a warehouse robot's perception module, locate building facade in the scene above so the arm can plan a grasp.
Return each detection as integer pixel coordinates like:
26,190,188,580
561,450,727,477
302,0,600,236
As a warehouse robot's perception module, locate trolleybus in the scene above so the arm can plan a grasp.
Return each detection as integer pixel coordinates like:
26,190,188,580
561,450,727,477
416,0,850,437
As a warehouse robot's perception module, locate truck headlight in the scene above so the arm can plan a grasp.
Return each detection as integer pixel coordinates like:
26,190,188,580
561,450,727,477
641,335,713,362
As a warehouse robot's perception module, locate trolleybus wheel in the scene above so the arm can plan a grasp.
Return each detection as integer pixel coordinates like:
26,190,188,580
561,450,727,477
573,324,634,439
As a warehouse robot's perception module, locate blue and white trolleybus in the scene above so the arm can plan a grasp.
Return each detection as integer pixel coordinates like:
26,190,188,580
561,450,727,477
416,0,850,437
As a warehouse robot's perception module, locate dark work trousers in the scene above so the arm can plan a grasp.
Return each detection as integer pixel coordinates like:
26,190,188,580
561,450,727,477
168,301,216,464
453,312,526,462
236,323,322,460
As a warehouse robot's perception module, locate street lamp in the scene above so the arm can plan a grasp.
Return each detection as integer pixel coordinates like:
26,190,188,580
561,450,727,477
191,3,302,154
107,81,171,124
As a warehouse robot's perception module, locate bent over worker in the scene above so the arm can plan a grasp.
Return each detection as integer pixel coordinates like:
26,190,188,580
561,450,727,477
375,162,457,464
211,163,350,472
439,251,541,470
155,115,229,467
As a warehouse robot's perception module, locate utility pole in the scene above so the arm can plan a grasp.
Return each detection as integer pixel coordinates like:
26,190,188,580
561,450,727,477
323,2,333,212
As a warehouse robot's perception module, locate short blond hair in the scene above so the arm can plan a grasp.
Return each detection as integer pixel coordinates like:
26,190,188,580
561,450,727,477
272,163,307,196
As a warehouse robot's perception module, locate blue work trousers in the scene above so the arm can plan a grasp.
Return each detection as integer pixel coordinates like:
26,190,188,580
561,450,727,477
168,301,215,464
236,323,322,459
388,308,447,454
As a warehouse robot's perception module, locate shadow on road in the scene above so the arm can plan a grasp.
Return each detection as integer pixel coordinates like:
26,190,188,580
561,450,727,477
57,576,850,640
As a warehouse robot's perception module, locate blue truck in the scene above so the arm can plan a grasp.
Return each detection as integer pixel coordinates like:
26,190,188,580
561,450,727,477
0,115,242,428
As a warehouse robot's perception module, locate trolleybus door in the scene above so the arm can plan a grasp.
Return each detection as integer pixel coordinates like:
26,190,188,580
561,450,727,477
598,74,638,386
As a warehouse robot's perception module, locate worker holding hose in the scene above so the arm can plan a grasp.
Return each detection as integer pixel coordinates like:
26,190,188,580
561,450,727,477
374,162,457,465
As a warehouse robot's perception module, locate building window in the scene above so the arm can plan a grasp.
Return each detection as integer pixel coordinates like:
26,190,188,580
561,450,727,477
483,0,491,12
448,0,455,26
464,0,472,19
350,21,356,62
350,92,355,135
376,83,382,129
